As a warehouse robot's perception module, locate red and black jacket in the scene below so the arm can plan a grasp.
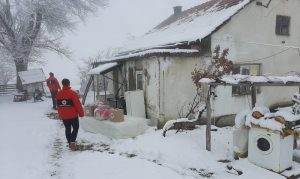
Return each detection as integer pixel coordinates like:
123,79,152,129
56,86,84,120
47,76,61,92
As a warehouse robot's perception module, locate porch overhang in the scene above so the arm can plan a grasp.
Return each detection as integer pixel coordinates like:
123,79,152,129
87,62,122,75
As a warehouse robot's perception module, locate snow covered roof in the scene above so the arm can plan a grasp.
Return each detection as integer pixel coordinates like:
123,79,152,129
88,62,119,75
18,68,46,85
122,0,251,52
102,49,200,63
199,74,300,86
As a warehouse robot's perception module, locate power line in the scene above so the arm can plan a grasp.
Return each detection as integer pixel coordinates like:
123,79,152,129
242,47,291,63
212,37,300,49
211,38,300,63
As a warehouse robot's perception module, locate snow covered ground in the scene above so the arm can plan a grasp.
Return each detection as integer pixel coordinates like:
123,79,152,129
0,95,299,179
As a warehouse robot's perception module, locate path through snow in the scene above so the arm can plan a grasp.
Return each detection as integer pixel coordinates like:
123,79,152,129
1,95,299,179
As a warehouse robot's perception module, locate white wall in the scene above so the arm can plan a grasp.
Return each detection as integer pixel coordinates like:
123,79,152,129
211,0,300,116
142,55,209,121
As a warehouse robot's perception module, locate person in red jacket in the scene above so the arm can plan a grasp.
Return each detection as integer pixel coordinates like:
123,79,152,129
56,78,84,150
47,72,61,109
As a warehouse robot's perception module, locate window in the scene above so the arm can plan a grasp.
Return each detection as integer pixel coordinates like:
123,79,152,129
136,71,143,90
232,64,260,95
275,15,290,36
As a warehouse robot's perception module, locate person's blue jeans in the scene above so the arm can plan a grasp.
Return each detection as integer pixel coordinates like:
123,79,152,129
51,91,58,109
62,117,79,143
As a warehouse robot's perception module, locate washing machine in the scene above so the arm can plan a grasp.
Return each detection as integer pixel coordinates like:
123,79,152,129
248,125,294,173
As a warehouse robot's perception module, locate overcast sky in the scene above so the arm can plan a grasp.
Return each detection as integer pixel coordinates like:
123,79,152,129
64,0,202,60
40,0,202,88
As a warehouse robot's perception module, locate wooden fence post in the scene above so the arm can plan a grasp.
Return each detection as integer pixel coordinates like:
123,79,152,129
206,85,211,151
251,85,256,108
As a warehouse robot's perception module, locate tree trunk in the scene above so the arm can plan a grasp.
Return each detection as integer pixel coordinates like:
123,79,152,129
15,61,28,91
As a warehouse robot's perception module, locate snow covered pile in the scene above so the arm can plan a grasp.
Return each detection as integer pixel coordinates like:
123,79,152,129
234,110,250,129
162,118,197,132
244,106,300,131
199,78,216,83
233,110,250,155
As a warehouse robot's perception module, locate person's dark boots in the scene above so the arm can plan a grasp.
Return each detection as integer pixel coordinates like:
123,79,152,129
69,142,76,150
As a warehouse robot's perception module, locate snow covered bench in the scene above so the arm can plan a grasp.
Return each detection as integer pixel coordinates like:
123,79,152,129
80,115,149,139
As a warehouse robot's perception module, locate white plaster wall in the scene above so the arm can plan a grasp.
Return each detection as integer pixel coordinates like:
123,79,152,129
143,57,160,120
122,55,210,121
162,56,201,119
115,54,208,121
211,0,300,116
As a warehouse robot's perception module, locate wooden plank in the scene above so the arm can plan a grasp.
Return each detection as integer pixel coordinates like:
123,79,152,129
82,76,94,105
206,85,211,151
251,86,256,108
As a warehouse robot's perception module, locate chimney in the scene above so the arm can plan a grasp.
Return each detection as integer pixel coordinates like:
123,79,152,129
173,6,182,16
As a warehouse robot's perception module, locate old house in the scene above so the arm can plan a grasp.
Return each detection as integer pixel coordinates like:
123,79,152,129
88,0,300,125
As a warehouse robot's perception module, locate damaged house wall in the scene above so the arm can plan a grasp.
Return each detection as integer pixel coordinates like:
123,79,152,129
119,54,210,123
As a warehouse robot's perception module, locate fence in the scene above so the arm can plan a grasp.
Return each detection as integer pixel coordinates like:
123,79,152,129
0,84,17,95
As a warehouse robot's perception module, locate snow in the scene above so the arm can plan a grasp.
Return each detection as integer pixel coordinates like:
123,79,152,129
1,95,299,179
80,116,149,139
245,113,285,131
234,110,250,129
244,106,300,131
200,74,300,85
122,0,251,52
245,106,283,131
162,118,197,132
251,106,270,115
102,49,199,62
274,110,300,122
87,62,118,75
199,78,216,83
18,68,47,84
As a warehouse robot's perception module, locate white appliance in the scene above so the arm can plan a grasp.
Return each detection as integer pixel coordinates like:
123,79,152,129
125,90,146,118
248,125,294,173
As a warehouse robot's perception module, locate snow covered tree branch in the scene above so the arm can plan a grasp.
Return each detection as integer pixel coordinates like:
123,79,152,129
0,0,107,90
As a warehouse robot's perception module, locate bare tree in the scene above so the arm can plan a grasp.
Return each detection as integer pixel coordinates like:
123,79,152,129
0,0,107,90
78,48,120,93
0,61,14,85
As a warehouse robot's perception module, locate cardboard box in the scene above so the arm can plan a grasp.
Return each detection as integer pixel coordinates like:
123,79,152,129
84,105,95,117
110,108,124,122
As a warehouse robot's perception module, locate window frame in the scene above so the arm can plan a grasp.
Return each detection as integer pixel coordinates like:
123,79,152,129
275,15,291,36
135,70,143,90
232,63,261,96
